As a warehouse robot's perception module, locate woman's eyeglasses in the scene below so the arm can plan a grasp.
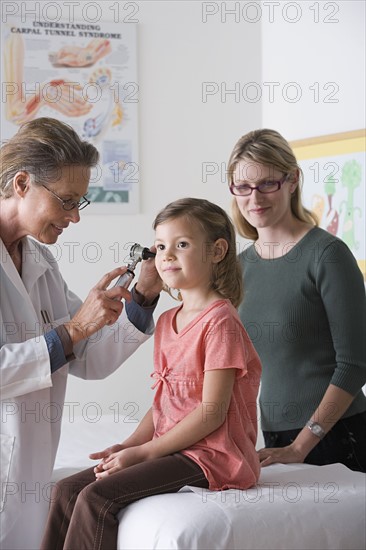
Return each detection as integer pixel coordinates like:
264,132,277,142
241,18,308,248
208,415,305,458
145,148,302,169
42,185,90,211
229,174,288,196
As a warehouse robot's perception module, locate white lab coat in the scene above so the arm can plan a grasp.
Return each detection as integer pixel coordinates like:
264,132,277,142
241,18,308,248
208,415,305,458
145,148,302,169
0,237,152,550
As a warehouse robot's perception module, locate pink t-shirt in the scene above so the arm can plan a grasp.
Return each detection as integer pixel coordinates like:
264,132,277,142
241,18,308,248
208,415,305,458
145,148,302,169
151,299,261,491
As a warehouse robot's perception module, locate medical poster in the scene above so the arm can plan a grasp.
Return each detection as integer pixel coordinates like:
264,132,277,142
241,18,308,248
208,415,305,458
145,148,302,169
1,17,139,213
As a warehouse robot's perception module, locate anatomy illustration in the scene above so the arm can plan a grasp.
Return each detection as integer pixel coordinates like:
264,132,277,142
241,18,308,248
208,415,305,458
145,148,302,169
82,67,123,141
49,38,112,67
3,33,91,124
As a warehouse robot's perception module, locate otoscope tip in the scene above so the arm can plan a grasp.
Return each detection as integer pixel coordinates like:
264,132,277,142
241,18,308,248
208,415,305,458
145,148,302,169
142,248,156,260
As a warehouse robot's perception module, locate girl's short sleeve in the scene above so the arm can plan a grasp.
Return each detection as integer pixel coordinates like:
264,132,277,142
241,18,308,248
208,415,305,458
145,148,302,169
203,314,250,379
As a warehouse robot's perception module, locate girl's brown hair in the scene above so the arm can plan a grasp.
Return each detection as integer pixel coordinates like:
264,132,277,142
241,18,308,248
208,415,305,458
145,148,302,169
153,197,243,307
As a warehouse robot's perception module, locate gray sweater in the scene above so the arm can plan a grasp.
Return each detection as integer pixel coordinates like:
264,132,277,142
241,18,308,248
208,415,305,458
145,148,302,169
238,227,366,431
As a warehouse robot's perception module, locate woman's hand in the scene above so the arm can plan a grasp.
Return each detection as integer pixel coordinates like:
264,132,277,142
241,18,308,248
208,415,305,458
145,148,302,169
258,444,306,467
259,387,356,467
94,445,148,478
64,267,132,344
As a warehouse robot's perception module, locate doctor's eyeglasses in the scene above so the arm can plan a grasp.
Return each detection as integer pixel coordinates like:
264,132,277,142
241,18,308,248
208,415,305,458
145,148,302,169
42,185,90,211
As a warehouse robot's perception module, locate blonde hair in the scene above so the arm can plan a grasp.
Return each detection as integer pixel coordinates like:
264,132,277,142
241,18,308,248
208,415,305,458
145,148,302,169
228,128,318,240
0,117,99,199
153,198,243,308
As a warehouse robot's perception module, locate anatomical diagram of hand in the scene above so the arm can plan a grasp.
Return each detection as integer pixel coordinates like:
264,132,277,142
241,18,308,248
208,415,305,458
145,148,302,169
49,38,112,67
4,34,92,124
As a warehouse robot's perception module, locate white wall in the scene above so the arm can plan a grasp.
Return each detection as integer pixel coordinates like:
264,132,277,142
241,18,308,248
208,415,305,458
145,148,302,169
48,1,364,429
261,0,365,138
55,1,262,420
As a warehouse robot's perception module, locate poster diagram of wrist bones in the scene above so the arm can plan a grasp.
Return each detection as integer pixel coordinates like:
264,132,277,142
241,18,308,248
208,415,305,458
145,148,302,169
49,38,112,67
1,20,139,212
4,34,92,124
4,34,118,127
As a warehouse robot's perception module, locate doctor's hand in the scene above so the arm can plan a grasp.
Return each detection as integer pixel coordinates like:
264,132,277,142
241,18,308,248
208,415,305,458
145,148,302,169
135,246,163,302
64,267,131,344
94,445,148,479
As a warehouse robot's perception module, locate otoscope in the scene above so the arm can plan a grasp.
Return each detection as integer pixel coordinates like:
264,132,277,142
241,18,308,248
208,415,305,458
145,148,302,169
114,243,156,289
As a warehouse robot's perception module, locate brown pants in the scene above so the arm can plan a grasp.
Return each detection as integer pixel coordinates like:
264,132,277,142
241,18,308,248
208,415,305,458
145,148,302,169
41,453,208,550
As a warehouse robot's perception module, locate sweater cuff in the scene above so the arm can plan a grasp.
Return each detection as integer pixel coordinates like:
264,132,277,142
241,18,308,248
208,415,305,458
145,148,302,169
55,324,75,359
125,286,158,334
331,361,366,396
131,284,159,307
44,329,68,373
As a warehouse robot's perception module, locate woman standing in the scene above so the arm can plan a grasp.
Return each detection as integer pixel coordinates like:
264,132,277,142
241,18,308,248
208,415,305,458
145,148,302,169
227,128,366,472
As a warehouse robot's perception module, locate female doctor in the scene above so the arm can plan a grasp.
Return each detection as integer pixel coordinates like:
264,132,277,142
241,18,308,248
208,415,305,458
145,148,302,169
0,118,161,550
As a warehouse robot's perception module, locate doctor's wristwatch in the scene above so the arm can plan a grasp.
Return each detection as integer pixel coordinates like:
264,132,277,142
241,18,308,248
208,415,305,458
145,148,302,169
306,420,326,439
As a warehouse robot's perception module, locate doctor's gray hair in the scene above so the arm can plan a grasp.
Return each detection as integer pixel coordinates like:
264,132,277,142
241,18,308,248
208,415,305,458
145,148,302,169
0,117,99,199
153,197,243,308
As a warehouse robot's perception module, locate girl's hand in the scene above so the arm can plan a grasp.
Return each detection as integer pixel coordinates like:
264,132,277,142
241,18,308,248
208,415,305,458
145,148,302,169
258,444,306,467
89,443,124,474
94,445,148,478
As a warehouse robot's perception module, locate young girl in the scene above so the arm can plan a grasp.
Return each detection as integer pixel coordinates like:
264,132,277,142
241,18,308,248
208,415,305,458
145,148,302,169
41,198,261,550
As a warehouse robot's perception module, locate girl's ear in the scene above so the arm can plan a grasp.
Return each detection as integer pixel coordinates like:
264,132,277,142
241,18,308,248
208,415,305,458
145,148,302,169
212,238,228,264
